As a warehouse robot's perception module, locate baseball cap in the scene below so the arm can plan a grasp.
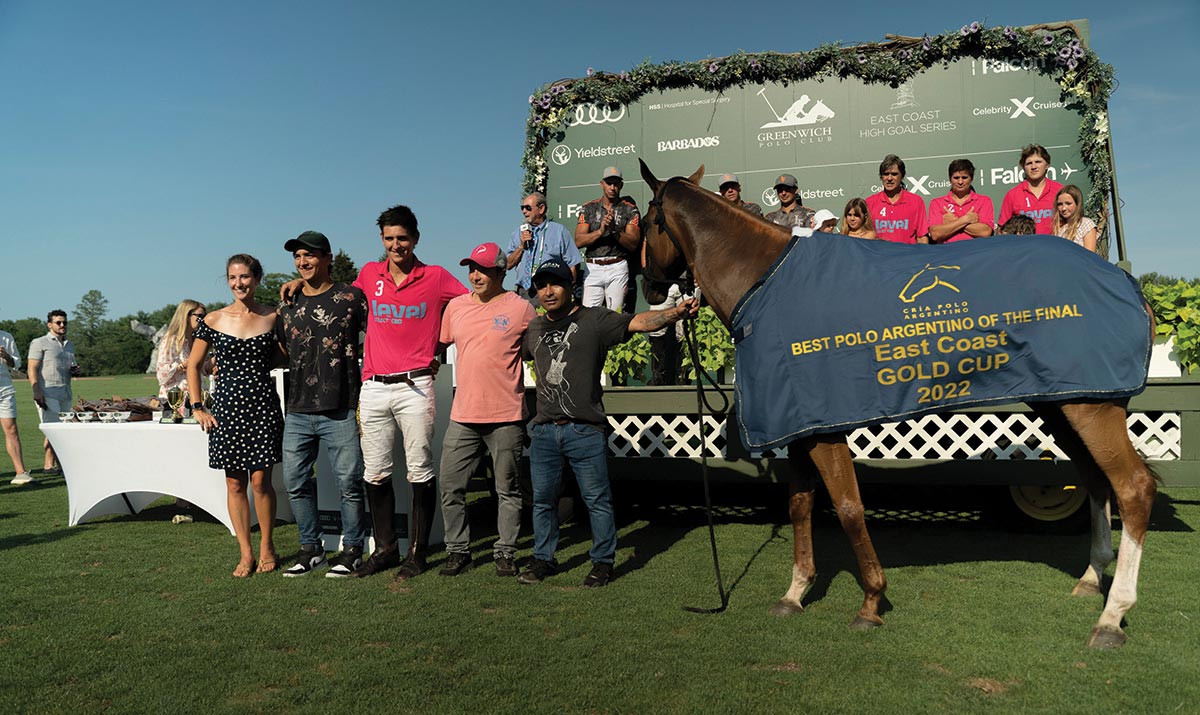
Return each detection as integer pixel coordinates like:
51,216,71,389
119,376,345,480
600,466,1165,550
460,242,506,269
532,258,573,286
774,174,798,190
718,172,740,188
284,230,332,253
602,166,623,181
813,209,837,229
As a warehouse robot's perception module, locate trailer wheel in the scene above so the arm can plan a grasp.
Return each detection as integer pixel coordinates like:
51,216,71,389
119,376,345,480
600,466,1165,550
1006,484,1089,532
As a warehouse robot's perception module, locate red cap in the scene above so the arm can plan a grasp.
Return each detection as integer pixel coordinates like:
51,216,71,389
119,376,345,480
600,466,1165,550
460,242,506,269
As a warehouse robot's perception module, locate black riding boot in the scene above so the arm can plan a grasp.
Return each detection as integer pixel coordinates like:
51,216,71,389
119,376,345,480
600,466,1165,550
351,481,401,577
394,480,437,581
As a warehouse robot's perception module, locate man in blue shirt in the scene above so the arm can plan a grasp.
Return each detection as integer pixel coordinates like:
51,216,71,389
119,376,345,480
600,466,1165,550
506,192,582,308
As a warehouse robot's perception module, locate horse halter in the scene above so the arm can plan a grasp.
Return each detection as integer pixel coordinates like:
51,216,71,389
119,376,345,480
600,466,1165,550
644,178,694,294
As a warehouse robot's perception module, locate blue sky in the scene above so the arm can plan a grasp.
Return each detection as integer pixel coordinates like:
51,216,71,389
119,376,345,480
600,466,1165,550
1,0,1196,322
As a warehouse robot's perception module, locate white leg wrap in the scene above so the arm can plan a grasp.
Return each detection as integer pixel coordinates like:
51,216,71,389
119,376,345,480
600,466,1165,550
1096,530,1142,632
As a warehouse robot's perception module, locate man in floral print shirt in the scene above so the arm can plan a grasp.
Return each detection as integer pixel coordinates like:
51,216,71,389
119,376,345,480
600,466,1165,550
275,231,371,578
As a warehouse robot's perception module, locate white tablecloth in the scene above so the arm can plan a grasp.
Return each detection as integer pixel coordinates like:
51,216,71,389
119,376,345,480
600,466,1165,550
41,421,293,535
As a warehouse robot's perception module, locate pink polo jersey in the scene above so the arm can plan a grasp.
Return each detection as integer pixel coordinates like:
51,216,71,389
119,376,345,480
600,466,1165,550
354,259,468,380
998,179,1063,235
865,190,929,244
440,291,536,423
928,191,995,243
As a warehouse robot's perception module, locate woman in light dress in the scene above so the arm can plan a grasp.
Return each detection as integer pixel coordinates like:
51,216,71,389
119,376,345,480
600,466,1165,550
1051,184,1098,252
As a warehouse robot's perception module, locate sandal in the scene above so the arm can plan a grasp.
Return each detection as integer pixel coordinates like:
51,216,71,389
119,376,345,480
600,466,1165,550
256,553,279,574
233,560,255,578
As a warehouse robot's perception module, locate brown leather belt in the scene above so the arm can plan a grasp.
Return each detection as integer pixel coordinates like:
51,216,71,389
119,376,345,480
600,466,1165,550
370,368,433,385
586,256,625,265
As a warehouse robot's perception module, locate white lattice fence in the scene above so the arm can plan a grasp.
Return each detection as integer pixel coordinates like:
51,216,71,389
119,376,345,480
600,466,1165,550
606,412,1181,461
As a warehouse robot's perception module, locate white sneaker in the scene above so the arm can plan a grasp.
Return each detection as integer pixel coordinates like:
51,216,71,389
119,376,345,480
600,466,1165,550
10,473,33,485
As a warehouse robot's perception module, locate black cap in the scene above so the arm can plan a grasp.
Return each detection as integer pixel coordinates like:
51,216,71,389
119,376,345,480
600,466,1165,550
284,230,332,254
532,258,573,286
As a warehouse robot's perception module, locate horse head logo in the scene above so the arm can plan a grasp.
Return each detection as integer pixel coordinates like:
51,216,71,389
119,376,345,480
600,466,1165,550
899,264,962,304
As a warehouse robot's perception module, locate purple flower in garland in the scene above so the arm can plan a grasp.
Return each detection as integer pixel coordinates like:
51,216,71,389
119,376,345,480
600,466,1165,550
528,95,536,106
857,53,867,64
922,35,932,51
1058,46,1073,59
969,21,981,33
960,23,980,36
749,58,761,73
898,49,911,60
1067,58,1078,70
1043,34,1055,45
539,95,552,109
1003,26,1018,40
587,66,595,76
708,61,719,73
620,71,630,81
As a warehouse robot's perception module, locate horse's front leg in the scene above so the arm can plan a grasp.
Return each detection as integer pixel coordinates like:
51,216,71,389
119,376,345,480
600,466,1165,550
769,469,817,616
807,435,887,630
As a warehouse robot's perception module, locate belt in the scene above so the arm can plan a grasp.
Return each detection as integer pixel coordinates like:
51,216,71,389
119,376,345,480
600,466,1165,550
552,418,572,425
586,256,625,265
369,368,433,385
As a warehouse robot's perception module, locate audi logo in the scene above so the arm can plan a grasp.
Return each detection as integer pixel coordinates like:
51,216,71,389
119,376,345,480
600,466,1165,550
567,104,626,126
550,145,572,166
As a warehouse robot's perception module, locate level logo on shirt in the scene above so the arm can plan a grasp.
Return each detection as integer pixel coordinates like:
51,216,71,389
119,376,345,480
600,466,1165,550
372,300,427,325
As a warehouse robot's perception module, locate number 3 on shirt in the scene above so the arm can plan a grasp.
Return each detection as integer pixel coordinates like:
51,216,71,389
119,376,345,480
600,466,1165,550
375,281,385,297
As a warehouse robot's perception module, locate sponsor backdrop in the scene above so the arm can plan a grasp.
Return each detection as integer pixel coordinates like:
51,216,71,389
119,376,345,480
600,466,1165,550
544,53,1089,228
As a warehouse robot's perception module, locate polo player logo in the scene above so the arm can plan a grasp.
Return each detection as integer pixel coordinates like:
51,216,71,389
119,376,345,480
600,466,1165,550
757,89,835,128
899,264,963,304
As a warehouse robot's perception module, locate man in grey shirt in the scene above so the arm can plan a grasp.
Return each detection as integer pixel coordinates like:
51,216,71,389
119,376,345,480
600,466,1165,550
28,309,79,476
764,173,816,230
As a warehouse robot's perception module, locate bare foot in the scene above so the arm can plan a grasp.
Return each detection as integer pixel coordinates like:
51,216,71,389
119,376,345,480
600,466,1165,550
256,552,278,574
233,559,255,578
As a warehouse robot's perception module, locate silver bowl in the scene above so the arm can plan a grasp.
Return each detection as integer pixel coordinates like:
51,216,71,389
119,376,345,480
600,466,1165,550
76,412,95,422
57,411,76,422
96,412,114,423
115,411,132,423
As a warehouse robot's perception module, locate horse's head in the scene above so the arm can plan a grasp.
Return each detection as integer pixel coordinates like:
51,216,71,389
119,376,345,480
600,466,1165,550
639,159,704,283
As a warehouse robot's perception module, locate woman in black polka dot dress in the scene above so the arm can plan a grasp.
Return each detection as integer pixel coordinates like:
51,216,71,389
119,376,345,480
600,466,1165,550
187,254,284,578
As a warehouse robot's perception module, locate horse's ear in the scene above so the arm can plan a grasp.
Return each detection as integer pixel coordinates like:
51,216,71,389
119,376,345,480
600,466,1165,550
686,165,705,185
639,159,661,194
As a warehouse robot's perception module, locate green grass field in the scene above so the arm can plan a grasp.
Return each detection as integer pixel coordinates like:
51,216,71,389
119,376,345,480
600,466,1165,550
2,376,1199,713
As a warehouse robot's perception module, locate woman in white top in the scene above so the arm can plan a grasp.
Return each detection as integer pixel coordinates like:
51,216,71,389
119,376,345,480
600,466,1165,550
155,299,212,398
1052,184,1098,252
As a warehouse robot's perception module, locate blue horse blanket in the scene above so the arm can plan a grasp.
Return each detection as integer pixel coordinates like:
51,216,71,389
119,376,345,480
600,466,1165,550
729,234,1151,450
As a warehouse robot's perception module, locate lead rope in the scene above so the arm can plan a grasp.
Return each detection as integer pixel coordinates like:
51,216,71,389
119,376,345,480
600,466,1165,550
681,298,731,614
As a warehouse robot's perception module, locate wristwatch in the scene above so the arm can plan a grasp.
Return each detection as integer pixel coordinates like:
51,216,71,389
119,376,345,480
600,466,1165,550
190,402,207,412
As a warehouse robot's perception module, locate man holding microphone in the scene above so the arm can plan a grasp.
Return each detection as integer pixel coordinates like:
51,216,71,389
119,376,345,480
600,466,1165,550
506,192,582,308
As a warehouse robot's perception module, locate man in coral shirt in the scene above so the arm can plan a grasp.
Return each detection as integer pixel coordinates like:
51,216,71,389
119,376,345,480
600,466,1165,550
928,158,995,244
865,155,929,244
437,242,537,578
351,204,468,581
998,144,1063,235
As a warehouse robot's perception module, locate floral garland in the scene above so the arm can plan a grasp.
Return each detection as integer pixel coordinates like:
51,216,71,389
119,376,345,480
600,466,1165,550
522,21,1114,239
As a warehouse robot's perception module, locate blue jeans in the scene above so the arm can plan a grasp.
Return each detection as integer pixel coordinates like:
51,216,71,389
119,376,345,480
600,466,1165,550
528,422,615,564
282,409,366,549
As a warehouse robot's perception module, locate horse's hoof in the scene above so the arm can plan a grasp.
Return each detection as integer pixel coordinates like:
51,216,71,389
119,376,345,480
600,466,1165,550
1071,580,1103,597
1087,626,1126,649
769,600,804,617
849,615,882,632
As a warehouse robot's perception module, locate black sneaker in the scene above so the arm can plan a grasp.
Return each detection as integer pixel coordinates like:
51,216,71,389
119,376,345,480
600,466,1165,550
582,561,614,588
439,552,472,576
494,556,518,578
325,547,364,579
517,559,557,585
351,546,401,578
283,545,327,577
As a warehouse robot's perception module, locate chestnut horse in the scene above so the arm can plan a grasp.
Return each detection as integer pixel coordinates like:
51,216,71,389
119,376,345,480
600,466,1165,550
638,160,1157,648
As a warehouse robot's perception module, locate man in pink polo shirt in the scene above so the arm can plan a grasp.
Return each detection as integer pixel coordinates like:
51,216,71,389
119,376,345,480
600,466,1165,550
436,242,537,578
865,154,929,244
998,144,1063,235
928,158,995,244
351,204,469,581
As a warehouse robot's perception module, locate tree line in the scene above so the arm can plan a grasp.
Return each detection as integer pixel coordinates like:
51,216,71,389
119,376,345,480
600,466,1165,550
0,251,357,377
